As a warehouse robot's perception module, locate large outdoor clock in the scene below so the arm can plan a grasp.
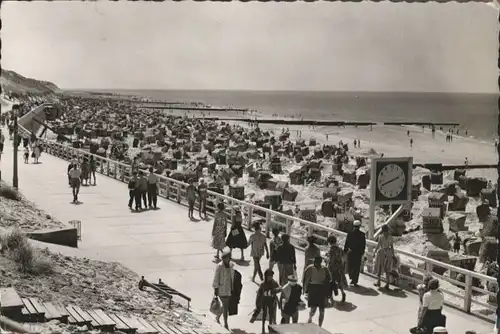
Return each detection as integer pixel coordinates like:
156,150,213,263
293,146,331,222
371,157,413,205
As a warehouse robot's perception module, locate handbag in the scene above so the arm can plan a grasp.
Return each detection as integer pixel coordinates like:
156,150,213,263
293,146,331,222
210,297,222,317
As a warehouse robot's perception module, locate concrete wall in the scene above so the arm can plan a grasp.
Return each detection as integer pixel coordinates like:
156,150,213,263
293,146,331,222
27,227,78,248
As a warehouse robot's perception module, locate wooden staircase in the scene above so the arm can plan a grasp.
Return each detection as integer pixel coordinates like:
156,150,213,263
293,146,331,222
0,287,211,334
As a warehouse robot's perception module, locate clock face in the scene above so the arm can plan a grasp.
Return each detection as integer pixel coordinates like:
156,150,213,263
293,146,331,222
377,163,406,199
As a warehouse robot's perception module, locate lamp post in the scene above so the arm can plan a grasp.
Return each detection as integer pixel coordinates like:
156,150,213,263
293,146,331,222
11,104,19,190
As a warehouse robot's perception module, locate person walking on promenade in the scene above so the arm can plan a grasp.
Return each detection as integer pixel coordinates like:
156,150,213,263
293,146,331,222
276,234,296,286
374,224,396,289
23,146,29,164
68,163,82,204
327,235,347,304
32,143,41,164
344,220,366,286
250,269,280,333
248,222,269,282
147,167,158,209
138,171,148,209
213,248,234,330
0,130,4,154
128,172,138,210
303,236,321,281
89,155,97,186
269,228,282,270
212,203,228,261
197,178,208,219
186,180,197,219
81,158,90,186
280,274,302,324
226,206,248,262
303,255,331,327
67,159,77,186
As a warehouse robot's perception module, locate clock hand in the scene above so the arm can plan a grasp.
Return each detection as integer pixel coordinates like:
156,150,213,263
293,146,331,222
381,176,400,187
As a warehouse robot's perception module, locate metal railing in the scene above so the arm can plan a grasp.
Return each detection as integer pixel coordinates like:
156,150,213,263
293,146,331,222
16,106,497,319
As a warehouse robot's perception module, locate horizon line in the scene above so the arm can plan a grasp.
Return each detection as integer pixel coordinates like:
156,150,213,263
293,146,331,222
61,88,499,95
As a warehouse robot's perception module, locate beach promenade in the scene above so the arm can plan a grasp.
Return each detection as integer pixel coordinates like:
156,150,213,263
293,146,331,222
0,141,495,334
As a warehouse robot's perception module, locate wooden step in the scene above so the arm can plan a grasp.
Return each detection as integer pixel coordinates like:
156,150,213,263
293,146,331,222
149,321,166,334
53,303,69,323
43,302,65,322
0,287,24,318
21,299,39,322
28,297,47,322
85,309,101,329
71,305,94,326
108,313,137,334
119,315,147,334
86,309,116,332
136,317,159,334
128,315,157,334
157,322,182,334
65,305,87,326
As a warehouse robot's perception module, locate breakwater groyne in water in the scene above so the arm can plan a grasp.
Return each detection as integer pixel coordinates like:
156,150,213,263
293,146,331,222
413,163,497,171
141,105,249,112
384,121,460,127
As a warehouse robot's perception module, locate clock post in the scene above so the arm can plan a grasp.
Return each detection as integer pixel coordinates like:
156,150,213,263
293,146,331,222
369,157,413,240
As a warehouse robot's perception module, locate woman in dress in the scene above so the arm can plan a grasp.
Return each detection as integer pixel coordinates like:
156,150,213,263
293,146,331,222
212,203,228,261
81,159,90,186
374,224,396,288
226,206,248,261
327,235,347,304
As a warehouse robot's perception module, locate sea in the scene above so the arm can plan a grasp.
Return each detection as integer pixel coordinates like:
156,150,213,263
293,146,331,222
101,90,498,143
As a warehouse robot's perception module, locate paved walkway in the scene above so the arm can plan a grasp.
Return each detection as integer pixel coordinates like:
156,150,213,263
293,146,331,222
0,139,495,334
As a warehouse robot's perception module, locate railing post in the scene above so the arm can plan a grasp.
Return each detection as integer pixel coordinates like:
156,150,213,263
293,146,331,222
307,224,313,237
107,160,110,176
286,218,292,235
464,274,473,313
114,163,118,179
247,206,253,229
166,180,170,199
265,211,271,238
177,184,181,203
425,261,433,273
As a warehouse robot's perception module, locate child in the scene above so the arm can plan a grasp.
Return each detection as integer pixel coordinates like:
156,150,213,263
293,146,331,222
250,269,281,333
280,275,302,324
248,223,269,282
23,147,29,164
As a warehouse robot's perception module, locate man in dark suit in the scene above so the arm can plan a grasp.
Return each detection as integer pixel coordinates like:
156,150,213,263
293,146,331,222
343,220,366,286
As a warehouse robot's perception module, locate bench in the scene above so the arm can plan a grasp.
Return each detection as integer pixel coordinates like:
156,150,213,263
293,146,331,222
86,309,116,332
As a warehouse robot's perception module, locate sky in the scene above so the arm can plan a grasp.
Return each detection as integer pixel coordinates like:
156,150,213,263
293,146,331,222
1,1,498,93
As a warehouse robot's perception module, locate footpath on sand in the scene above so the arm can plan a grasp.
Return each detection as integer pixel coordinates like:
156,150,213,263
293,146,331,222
0,141,495,334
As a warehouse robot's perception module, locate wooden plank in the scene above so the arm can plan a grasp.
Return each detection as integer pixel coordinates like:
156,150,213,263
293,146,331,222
108,313,135,334
65,305,85,324
53,303,69,323
172,324,190,334
115,314,139,333
157,323,182,334
42,302,62,320
85,309,102,328
0,288,23,310
71,305,93,325
149,321,166,334
67,314,78,325
128,315,153,334
93,309,116,327
122,315,148,334
21,299,37,316
136,317,159,334
137,318,158,333
21,307,31,322
28,297,47,320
